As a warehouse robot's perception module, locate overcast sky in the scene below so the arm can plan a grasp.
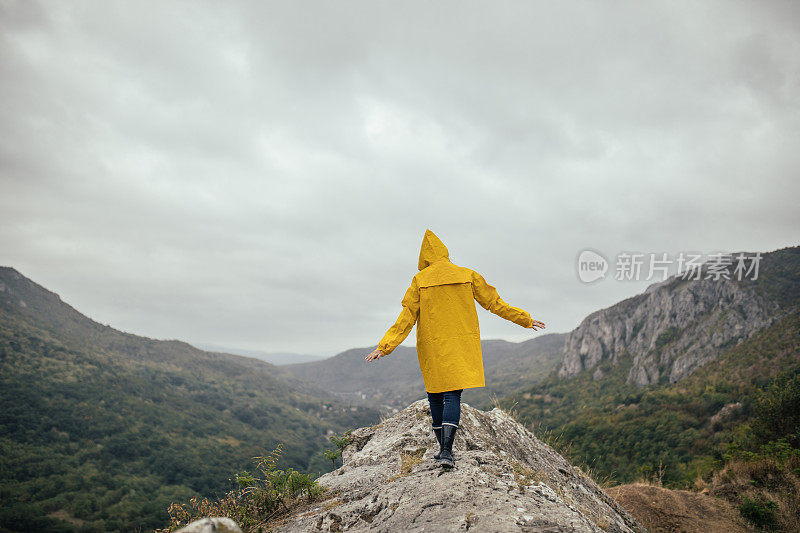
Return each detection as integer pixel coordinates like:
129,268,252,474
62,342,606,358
1,1,798,357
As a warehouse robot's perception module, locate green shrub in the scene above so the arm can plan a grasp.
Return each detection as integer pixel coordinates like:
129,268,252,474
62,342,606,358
738,495,778,529
329,430,352,452
654,326,680,350
159,444,323,532
322,448,340,469
752,370,800,448
321,430,353,469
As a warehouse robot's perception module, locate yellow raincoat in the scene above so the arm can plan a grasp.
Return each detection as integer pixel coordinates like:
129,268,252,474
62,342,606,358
377,229,535,393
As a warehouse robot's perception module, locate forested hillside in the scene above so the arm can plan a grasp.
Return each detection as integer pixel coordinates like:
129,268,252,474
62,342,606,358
506,310,800,485
0,268,377,532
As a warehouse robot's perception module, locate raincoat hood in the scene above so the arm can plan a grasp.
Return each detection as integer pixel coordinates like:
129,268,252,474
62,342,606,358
418,229,450,271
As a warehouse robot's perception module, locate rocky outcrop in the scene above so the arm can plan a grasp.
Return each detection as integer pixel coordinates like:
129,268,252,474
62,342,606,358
273,400,645,532
558,271,779,386
709,402,743,428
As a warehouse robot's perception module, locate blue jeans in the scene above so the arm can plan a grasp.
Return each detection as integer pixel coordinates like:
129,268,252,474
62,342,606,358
427,389,463,428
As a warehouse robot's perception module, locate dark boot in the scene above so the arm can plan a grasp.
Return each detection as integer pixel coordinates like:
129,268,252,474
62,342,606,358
438,424,457,469
433,427,443,460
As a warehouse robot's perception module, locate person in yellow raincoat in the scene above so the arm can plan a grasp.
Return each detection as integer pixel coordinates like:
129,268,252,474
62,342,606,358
365,229,545,468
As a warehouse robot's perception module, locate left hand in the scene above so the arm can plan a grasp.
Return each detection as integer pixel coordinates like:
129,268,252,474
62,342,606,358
528,319,546,331
365,349,386,362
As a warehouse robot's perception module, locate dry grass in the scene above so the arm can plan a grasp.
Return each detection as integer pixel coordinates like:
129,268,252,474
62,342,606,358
511,462,548,492
575,463,617,489
552,482,573,507
534,424,572,455
632,460,667,488
464,512,477,529
489,393,522,424
576,501,610,532
605,454,800,531
709,455,800,532
322,498,342,511
389,448,427,481
594,509,611,531
605,483,751,533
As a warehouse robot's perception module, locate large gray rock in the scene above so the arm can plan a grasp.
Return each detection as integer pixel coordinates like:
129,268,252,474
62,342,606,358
273,400,645,532
175,517,242,533
558,270,779,386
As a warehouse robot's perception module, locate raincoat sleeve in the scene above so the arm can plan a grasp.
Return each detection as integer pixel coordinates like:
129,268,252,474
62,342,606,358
377,278,420,355
471,270,534,328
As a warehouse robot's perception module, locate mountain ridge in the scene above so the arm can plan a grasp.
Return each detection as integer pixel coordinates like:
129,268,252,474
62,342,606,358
0,266,378,532
500,245,800,488
558,246,798,386
283,333,566,411
190,343,326,366
0,265,339,396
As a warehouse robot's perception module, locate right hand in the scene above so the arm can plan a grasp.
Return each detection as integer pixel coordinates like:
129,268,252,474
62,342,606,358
528,319,546,331
365,349,386,362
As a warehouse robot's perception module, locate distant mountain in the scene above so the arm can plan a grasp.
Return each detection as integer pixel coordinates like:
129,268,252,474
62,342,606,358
191,343,326,365
558,246,798,385
0,267,378,532
501,245,800,487
283,333,566,411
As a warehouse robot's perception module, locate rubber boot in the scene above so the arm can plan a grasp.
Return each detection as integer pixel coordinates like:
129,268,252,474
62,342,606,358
433,427,443,460
438,424,457,469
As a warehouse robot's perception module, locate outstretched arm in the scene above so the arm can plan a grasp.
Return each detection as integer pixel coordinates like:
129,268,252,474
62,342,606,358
366,278,420,362
471,270,545,330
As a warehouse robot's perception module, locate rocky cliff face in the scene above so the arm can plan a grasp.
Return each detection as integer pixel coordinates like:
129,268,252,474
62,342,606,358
558,272,780,386
274,400,645,532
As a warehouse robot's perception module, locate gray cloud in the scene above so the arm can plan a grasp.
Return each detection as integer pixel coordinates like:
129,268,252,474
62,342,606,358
1,0,798,356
